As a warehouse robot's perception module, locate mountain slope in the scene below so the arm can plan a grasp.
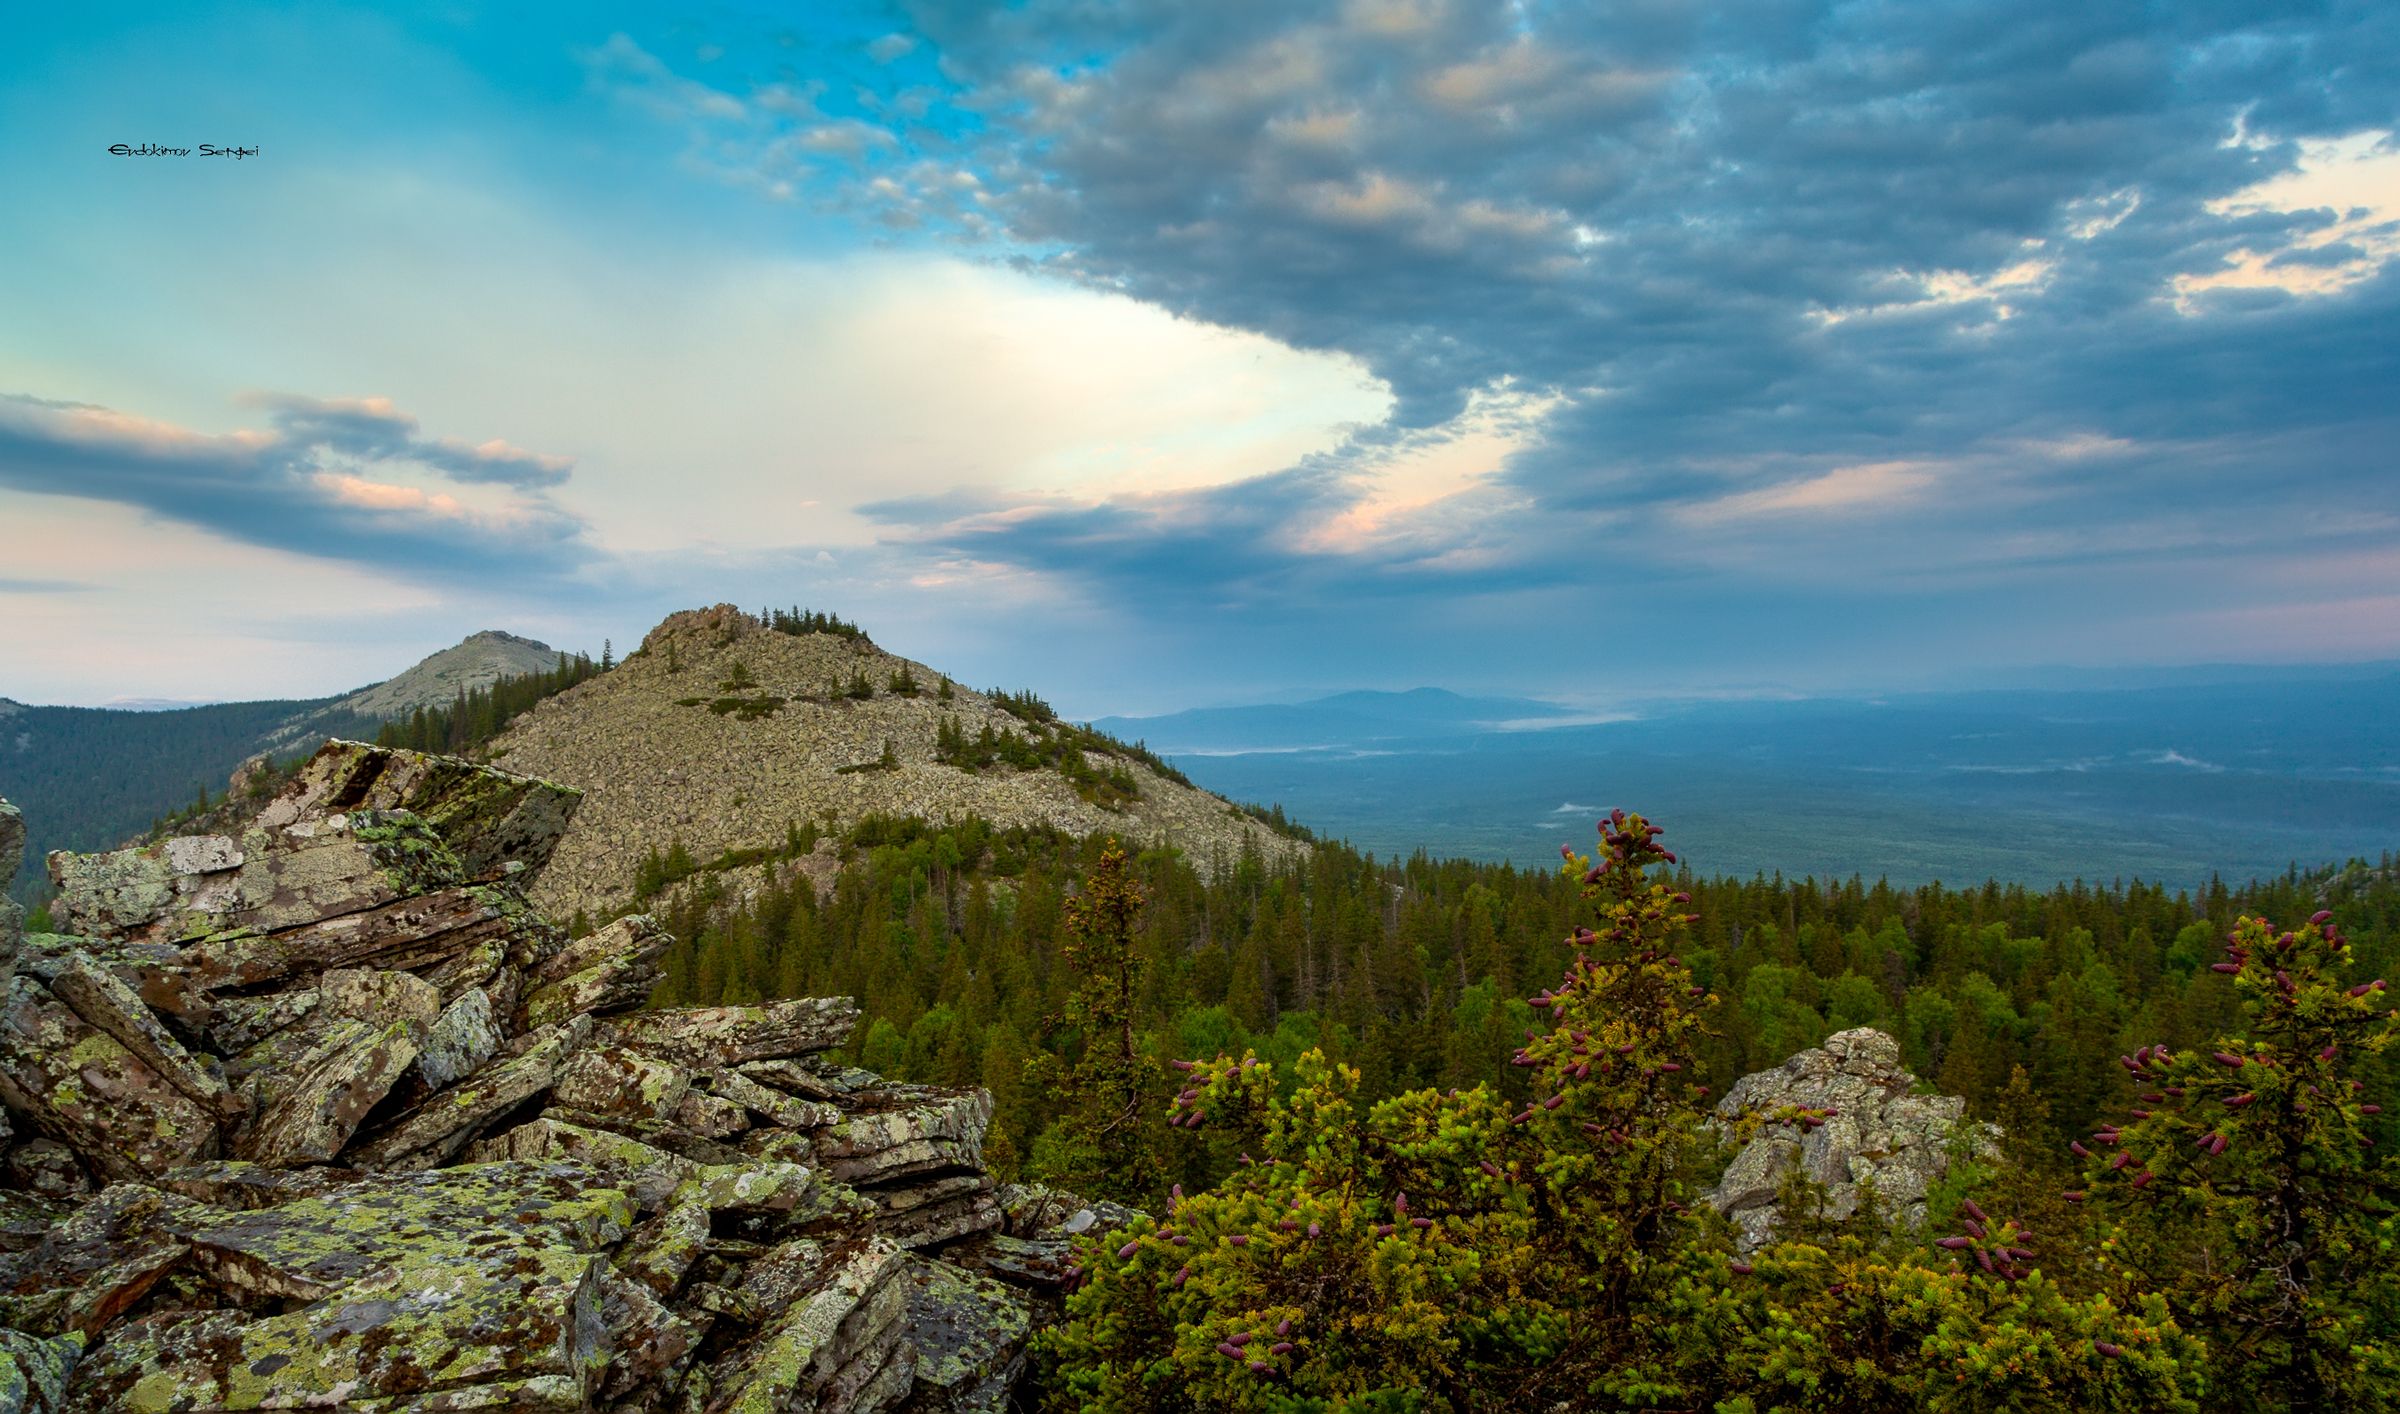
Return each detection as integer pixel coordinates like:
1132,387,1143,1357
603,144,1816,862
0,693,382,901
0,629,570,901
485,604,1304,917
323,629,563,722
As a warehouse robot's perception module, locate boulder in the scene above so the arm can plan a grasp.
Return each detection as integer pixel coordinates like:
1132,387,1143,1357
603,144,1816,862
0,1326,81,1414
895,1256,1031,1414
1705,1027,1996,1249
0,978,219,1182
250,740,582,882
598,996,861,1068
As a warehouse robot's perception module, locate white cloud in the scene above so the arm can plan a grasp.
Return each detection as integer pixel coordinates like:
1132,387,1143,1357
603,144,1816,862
2175,129,2400,310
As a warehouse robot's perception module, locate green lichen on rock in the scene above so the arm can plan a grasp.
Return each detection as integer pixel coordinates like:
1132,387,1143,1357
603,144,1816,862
0,1326,82,1413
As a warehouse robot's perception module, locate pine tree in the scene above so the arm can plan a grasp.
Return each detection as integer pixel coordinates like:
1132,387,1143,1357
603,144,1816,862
1024,842,1168,1205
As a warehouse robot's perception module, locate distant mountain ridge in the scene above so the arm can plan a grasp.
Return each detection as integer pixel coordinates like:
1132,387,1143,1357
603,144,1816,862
1092,686,1577,754
0,629,570,902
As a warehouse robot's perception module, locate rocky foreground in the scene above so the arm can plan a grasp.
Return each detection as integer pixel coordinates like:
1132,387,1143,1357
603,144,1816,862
0,743,1118,1412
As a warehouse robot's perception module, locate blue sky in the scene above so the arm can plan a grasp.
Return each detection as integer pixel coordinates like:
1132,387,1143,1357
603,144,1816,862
1,1,2394,713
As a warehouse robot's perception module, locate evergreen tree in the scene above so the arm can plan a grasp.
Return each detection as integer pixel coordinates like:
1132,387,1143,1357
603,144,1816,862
1025,842,1170,1205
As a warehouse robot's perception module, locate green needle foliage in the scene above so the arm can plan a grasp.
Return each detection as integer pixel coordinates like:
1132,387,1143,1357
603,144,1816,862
2071,909,2400,1408
1040,813,2203,1412
1026,842,1175,1205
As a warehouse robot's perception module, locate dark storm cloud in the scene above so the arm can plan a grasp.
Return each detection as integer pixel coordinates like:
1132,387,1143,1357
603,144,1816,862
0,393,589,579
818,0,2396,607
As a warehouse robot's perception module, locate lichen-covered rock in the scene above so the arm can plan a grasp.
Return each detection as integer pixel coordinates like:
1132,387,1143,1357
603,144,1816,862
706,1236,911,1414
0,1326,81,1414
347,1015,592,1170
464,1119,697,1208
11,943,232,1122
597,996,861,1068
894,1256,1030,1414
47,812,457,947
65,1163,631,1411
235,1013,427,1166
0,1183,197,1337
0,777,1119,1413
520,915,667,1031
1705,1027,1997,1249
421,986,507,1091
0,799,24,992
0,977,219,1182
252,740,583,886
807,1085,992,1186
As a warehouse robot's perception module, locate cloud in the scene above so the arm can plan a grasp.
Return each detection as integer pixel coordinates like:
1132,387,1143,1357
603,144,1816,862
0,392,587,579
590,1,2395,644
248,393,574,488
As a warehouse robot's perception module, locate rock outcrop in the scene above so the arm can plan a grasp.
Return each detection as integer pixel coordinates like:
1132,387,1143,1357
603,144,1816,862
1706,1027,1995,1249
0,744,1101,1412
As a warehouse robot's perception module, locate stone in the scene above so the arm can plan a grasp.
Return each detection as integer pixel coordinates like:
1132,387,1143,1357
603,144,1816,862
420,987,507,1091
252,740,582,886
808,1085,992,1185
0,1326,82,1414
176,883,528,994
869,1173,1001,1250
0,1144,83,1204
463,1119,696,1209
611,1201,711,1301
896,1256,1032,1414
705,1236,912,1414
0,1183,198,1337
1705,1027,1997,1249
593,1266,696,1404
552,1048,694,1124
48,812,461,947
345,1015,590,1169
10,945,233,1122
527,914,668,990
672,1088,750,1140
708,1068,841,1130
235,1013,427,1167
598,996,860,1068
0,977,219,1182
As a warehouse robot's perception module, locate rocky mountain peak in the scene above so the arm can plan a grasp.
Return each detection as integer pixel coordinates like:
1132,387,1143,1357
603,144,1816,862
488,605,1303,918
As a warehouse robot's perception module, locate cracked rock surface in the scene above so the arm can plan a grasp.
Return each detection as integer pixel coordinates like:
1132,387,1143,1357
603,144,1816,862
1705,1026,1996,1250
0,745,1109,1412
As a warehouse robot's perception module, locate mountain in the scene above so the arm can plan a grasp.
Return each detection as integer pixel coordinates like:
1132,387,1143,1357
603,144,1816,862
1091,686,1578,754
0,629,568,902
322,628,564,723
484,604,1304,919
1129,672,2400,887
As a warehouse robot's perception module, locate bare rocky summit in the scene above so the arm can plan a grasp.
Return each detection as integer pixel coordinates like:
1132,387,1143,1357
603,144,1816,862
0,744,1129,1411
1705,1027,1996,1249
489,605,1303,919
330,629,565,723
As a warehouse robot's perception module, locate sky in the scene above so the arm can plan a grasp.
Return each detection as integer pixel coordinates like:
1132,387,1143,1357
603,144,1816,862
1,0,2394,715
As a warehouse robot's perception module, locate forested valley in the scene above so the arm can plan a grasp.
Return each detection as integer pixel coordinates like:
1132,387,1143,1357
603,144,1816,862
639,812,2400,1188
